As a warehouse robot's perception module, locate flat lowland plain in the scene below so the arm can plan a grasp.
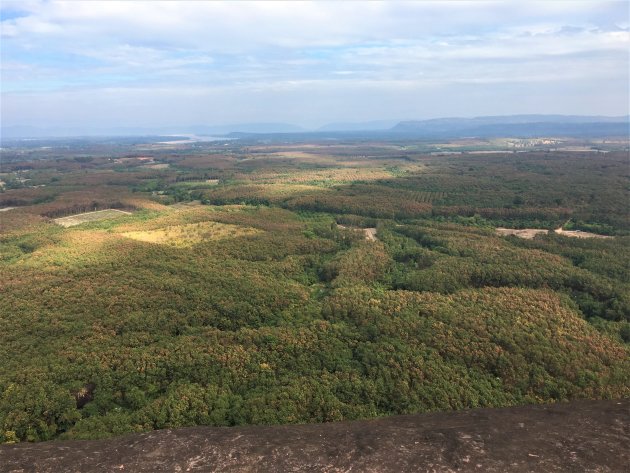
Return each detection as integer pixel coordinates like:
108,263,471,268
0,137,628,444
54,209,132,227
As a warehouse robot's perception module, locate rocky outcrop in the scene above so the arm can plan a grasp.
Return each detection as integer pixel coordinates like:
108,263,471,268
2,399,628,472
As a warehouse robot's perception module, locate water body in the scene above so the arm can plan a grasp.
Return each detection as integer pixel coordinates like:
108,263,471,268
158,135,236,144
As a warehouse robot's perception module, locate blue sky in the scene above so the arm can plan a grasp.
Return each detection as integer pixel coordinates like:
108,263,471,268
1,1,628,130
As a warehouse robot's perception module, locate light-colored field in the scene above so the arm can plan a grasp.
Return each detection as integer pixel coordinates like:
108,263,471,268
364,228,377,241
15,230,121,269
496,228,549,239
338,225,378,241
115,206,246,232
54,209,132,227
267,151,334,161
120,221,261,247
123,198,169,211
496,227,612,239
257,184,327,196
142,163,170,169
240,168,394,185
555,228,611,239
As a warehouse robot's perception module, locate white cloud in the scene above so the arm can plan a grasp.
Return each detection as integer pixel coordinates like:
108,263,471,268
3,1,626,51
1,1,628,126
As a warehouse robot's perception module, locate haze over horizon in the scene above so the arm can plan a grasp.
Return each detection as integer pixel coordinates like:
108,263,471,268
1,1,629,132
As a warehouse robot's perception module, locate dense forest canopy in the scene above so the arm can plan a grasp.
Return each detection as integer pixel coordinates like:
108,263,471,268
1,137,629,442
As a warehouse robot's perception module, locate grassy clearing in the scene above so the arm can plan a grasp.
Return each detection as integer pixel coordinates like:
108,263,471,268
247,184,329,197
13,230,121,269
238,168,394,185
114,206,247,232
120,221,261,247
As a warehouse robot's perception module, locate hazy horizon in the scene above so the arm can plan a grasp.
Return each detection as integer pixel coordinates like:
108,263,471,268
1,1,629,130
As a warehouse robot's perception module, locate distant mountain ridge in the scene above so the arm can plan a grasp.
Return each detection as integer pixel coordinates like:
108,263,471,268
228,115,629,141
317,120,401,132
2,115,628,139
392,114,629,131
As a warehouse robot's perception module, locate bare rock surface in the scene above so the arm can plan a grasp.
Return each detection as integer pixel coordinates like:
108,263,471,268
1,399,628,472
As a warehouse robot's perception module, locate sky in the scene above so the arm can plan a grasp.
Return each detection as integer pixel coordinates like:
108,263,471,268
1,0,629,131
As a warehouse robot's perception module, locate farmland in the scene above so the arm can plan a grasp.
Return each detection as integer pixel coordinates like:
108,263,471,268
0,136,629,443
54,209,132,227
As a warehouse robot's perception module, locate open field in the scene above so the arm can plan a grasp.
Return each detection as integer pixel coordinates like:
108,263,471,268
54,209,132,227
120,221,261,247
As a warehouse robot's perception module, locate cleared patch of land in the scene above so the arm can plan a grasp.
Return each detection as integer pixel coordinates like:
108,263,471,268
338,224,378,241
496,227,612,239
364,228,377,241
239,167,396,184
54,209,132,227
120,221,260,247
555,228,612,239
496,228,549,239
141,163,170,169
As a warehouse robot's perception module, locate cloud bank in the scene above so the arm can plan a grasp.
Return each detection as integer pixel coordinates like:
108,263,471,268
1,1,628,129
